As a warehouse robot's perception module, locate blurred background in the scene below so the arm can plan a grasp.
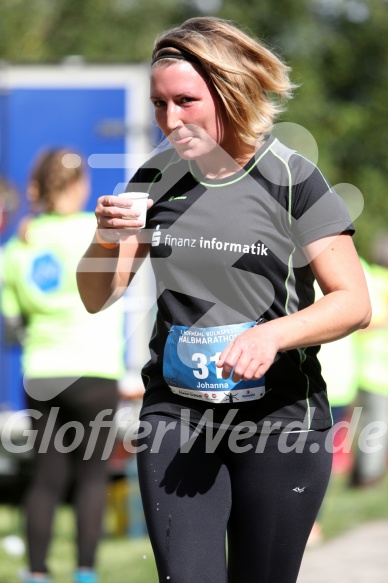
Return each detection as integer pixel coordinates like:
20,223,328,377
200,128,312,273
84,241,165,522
0,0,387,581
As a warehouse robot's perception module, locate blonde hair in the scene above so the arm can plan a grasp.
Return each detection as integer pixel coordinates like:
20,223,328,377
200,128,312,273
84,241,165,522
152,17,296,145
29,148,86,213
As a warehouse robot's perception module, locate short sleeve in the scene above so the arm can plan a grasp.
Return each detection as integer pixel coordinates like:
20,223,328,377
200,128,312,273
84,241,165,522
289,154,354,247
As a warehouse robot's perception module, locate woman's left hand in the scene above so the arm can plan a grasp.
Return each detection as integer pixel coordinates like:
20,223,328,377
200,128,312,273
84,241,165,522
216,323,279,382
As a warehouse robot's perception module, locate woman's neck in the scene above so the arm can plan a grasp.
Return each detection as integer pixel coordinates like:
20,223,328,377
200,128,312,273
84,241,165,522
195,138,264,180
49,179,88,215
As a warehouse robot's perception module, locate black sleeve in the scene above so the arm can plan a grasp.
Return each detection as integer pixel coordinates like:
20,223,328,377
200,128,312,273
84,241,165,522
289,153,354,247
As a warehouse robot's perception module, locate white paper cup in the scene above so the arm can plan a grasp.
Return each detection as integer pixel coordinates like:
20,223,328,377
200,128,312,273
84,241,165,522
118,192,149,228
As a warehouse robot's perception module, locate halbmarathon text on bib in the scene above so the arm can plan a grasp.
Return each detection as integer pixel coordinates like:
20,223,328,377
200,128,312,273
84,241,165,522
163,322,266,404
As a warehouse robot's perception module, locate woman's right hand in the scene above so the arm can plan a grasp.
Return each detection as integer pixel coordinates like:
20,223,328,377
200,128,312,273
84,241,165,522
95,194,153,241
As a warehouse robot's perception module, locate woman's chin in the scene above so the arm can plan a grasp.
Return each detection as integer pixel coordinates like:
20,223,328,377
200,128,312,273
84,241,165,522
173,146,200,160
173,144,218,162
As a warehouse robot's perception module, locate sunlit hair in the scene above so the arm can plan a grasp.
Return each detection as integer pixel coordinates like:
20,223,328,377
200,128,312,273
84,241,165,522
152,17,296,146
29,148,86,213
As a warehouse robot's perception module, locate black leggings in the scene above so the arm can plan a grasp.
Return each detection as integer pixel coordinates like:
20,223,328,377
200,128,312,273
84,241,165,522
25,377,119,574
137,414,332,583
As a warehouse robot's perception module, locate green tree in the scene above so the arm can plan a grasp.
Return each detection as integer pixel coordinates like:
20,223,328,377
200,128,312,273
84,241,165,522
220,0,388,258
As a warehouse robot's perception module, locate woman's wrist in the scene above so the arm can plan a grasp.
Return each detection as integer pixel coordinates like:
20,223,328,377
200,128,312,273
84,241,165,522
95,228,120,250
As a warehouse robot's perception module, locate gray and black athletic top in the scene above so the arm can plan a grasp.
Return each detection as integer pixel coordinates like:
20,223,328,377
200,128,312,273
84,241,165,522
127,136,354,432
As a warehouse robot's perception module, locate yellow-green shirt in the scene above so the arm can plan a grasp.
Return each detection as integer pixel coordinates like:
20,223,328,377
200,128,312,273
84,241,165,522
1,213,125,380
355,263,388,395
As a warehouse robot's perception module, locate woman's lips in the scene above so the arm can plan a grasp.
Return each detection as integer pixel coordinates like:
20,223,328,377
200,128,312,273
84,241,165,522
172,135,193,145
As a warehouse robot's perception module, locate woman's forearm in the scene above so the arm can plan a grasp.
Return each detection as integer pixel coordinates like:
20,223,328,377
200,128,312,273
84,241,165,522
218,234,371,381
268,288,371,353
78,194,153,313
77,231,150,313
218,288,370,382
77,238,124,313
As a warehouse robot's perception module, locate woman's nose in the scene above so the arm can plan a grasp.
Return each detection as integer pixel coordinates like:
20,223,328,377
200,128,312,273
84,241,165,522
166,103,183,132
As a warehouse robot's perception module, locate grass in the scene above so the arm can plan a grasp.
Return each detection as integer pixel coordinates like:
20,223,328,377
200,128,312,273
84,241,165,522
0,501,157,583
320,471,388,540
0,471,387,582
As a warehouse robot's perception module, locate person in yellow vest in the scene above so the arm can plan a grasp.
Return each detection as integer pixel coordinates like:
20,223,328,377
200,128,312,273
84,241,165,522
315,302,358,474
308,282,359,544
1,149,125,583
351,238,388,487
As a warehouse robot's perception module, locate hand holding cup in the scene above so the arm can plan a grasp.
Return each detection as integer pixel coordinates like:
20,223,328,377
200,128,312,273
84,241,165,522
95,191,152,242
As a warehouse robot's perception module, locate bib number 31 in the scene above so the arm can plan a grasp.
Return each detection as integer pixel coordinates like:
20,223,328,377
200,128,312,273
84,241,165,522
192,352,222,379
163,322,266,404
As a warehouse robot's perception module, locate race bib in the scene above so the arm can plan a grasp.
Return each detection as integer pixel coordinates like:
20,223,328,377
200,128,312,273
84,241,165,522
163,321,266,404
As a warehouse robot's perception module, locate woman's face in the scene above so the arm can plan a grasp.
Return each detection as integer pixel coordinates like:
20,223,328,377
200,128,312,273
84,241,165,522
150,61,234,161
